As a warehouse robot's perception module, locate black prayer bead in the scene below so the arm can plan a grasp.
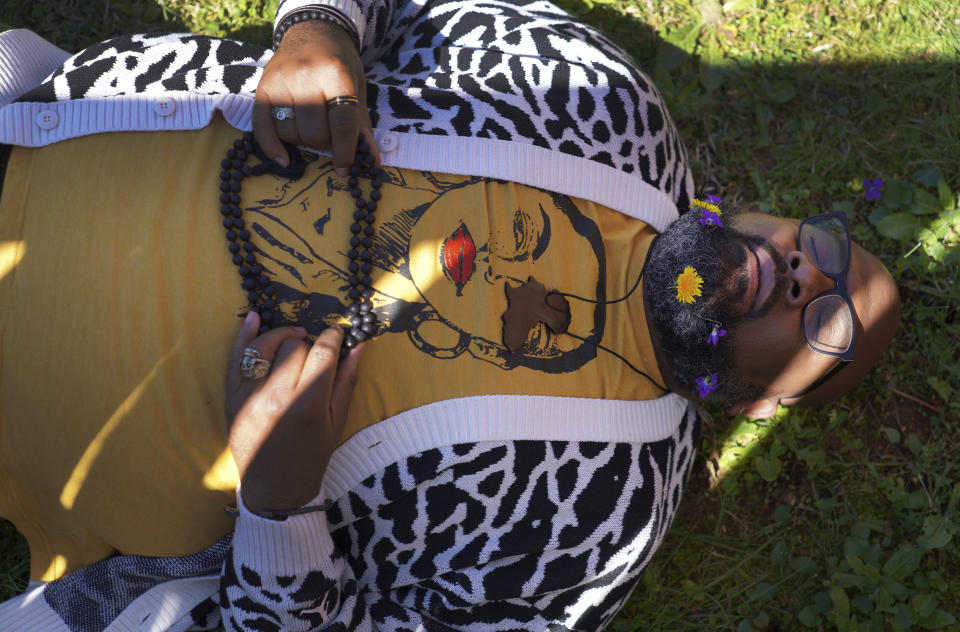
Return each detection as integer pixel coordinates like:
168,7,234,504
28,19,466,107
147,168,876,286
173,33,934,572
355,198,365,208
232,207,243,217
238,266,250,277
220,170,231,181
220,193,231,204
347,176,358,186
229,182,241,193
348,288,360,300
263,298,276,309
350,315,362,327
361,288,373,299
364,225,374,236
230,194,241,204
231,159,243,169
220,205,232,215
242,278,256,290
261,311,274,323
220,182,231,192
221,159,232,169
347,302,360,314
247,291,259,302
234,218,245,229
361,237,372,248
243,242,255,252
359,301,372,313
349,261,359,273
343,335,357,349
250,264,261,276
350,187,361,198
349,275,360,286
353,209,365,221
233,254,243,265
245,253,256,264
350,223,361,234
370,190,381,201
258,276,270,287
361,276,371,286
352,328,367,342
350,165,361,176
360,322,374,335
365,213,375,223
239,230,251,241
361,251,372,261
229,242,240,253
362,312,376,323
226,230,238,241
361,263,372,274
371,178,381,189
234,139,245,149
223,217,234,228
350,236,360,247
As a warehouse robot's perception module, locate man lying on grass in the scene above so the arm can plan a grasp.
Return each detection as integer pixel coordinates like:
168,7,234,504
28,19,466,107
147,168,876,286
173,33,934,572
0,0,899,629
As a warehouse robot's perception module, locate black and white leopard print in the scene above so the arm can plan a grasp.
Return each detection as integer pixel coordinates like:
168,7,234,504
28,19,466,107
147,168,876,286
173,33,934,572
1,2,702,630
219,411,699,631
12,0,692,220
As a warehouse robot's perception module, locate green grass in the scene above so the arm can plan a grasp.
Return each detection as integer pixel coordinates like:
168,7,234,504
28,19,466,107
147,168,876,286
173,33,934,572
2,0,959,629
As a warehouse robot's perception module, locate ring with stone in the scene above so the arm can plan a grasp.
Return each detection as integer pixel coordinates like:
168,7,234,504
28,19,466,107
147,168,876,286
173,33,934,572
240,347,272,380
271,106,295,121
326,95,360,109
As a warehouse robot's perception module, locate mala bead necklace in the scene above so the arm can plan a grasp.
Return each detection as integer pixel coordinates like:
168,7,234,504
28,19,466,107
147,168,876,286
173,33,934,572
217,131,380,355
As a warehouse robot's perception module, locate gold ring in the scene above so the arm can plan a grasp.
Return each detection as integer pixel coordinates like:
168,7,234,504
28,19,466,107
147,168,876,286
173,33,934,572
327,95,360,108
240,347,271,380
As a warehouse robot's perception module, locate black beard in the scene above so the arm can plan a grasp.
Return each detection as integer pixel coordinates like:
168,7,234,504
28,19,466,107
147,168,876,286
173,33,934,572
642,209,772,404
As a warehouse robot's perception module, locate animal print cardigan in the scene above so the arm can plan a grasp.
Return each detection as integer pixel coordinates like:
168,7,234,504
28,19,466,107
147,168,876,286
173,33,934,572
0,1,700,630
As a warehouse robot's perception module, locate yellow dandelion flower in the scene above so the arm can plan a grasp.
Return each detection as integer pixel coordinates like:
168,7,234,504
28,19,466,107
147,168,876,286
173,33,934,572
690,198,722,216
675,266,703,304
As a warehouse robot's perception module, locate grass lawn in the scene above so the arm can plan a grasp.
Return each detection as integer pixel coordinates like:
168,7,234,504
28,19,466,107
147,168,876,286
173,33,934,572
1,0,958,629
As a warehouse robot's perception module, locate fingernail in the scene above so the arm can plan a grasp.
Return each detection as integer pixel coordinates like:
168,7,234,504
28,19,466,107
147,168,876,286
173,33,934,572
273,156,288,168
293,327,307,334
244,311,257,325
336,167,348,177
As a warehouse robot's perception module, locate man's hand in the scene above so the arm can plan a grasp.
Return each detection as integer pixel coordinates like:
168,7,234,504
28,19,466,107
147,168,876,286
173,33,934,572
254,20,379,174
226,312,363,515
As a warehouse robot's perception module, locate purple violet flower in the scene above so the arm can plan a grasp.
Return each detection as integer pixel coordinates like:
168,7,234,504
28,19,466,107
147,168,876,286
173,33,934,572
707,324,727,346
695,373,719,398
864,179,884,201
705,194,723,204
699,208,724,227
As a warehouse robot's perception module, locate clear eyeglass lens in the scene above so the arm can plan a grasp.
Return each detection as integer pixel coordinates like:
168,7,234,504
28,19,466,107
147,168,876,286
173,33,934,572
800,217,849,275
804,294,854,354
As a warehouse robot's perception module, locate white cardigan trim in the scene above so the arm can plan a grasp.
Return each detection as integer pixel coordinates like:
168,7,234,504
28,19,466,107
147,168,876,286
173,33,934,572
0,93,679,231
321,393,689,500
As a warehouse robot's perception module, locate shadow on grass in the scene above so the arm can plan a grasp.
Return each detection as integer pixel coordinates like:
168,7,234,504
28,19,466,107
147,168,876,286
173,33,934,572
1,0,958,627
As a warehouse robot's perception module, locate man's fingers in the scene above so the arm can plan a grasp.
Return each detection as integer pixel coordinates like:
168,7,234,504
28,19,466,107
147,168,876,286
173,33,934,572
269,337,310,392
295,101,330,151
296,326,345,401
327,99,362,175
252,91,290,168
229,320,307,390
330,342,363,425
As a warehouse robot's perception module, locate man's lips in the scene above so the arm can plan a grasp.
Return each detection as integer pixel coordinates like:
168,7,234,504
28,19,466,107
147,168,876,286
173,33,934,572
749,242,775,314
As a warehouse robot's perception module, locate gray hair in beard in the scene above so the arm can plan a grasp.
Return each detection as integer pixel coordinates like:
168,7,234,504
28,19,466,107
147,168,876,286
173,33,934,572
643,207,766,404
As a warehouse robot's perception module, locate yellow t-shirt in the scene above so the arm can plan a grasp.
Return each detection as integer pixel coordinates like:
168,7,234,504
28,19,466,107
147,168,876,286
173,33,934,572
0,116,661,580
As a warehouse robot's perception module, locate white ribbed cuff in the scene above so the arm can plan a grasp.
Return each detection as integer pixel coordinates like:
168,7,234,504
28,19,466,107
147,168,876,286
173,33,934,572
0,30,71,108
233,488,337,574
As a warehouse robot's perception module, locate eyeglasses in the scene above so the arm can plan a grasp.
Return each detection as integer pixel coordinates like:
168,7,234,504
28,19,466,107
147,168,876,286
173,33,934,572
799,211,856,361
786,211,856,399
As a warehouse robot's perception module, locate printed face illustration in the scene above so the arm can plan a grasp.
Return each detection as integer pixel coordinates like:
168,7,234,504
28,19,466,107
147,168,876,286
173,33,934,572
406,181,608,371
241,158,607,373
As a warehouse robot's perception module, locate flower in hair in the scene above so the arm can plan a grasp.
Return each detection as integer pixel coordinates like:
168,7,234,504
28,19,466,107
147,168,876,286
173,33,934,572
675,266,703,304
692,198,723,227
695,373,719,398
707,323,727,346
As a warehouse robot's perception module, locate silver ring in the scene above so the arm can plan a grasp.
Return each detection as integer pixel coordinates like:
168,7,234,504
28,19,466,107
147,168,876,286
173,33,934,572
271,106,295,121
326,95,360,109
240,347,271,380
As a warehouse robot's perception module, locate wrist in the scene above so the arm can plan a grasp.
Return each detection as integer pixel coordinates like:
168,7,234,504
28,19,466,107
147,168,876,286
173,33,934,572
273,7,360,52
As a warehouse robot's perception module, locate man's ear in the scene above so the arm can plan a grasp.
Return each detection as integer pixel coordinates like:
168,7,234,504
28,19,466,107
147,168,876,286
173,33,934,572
728,398,780,419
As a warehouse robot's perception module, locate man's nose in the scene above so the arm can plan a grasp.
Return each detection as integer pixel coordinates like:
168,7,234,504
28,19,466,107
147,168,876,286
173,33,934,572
784,251,834,307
